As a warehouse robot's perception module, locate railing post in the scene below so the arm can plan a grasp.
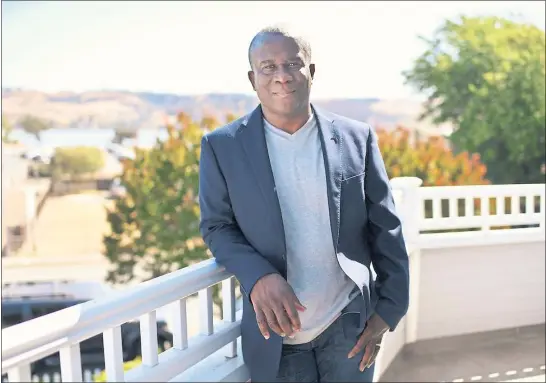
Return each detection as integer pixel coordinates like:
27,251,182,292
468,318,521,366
222,277,237,358
373,177,423,382
390,177,423,345
390,177,423,245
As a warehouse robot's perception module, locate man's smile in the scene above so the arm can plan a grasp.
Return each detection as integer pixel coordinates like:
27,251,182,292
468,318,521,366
273,90,296,98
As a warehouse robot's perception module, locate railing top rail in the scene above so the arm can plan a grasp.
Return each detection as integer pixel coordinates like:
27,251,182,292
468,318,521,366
418,184,545,200
418,183,545,192
1,258,230,369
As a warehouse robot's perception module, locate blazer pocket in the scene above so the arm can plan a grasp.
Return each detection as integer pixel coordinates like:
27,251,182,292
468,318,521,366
341,171,365,183
340,171,367,207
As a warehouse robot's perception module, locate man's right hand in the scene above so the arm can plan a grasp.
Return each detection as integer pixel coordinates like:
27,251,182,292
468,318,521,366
250,273,306,339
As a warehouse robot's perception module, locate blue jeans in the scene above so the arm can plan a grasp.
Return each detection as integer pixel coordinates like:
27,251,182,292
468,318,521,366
276,297,375,382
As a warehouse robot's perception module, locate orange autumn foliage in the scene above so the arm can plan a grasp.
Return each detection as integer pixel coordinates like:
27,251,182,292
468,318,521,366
376,126,489,186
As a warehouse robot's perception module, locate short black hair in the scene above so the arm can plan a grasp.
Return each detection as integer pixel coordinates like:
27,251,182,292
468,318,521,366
247,25,312,69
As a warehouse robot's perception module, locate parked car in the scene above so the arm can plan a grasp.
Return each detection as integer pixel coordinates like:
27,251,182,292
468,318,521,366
1,280,173,375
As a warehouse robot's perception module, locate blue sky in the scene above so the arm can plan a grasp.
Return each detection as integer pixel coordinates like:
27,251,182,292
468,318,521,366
2,1,545,100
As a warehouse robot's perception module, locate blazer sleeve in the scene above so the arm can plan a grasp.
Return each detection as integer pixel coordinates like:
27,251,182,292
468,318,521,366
364,127,410,331
199,135,279,299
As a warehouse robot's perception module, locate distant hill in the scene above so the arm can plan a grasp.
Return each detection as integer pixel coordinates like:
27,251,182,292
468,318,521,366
1,88,452,136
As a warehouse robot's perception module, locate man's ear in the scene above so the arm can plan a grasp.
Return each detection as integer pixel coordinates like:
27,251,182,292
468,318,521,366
248,71,256,91
309,64,315,80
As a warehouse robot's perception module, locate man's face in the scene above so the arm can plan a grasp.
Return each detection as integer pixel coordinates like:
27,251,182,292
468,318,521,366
248,35,315,118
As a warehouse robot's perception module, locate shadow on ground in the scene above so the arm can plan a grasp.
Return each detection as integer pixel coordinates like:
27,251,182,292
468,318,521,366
380,324,545,382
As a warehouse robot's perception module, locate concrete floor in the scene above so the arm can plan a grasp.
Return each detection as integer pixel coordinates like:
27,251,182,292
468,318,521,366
505,375,545,382
380,324,545,382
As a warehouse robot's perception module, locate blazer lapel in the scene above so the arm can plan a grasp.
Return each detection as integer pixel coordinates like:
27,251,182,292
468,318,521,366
237,105,286,254
236,104,341,255
313,105,342,252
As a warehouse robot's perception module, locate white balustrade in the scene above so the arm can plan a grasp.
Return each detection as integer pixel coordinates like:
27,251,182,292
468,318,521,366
170,298,188,350
2,259,240,382
416,184,545,248
103,326,124,381
418,184,545,232
2,179,545,382
1,369,102,383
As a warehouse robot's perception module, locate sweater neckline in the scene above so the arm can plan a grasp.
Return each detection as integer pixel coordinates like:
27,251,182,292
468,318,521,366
263,113,316,142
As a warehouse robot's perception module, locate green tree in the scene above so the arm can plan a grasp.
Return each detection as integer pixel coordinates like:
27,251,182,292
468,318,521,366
2,114,14,143
103,113,226,285
19,115,51,140
51,146,105,180
403,16,545,184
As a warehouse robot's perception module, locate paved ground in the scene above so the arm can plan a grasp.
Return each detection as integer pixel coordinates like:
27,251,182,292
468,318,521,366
505,375,545,382
380,324,546,382
2,254,111,283
17,191,112,257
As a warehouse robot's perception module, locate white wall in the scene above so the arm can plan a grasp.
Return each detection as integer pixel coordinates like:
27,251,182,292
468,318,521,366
416,241,545,340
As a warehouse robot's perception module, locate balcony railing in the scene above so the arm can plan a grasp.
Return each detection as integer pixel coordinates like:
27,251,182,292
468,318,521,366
2,177,545,382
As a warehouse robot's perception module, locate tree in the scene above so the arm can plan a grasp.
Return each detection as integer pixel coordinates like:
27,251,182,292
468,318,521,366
18,115,51,140
378,125,491,229
103,112,226,285
377,126,489,186
403,16,545,184
2,114,14,143
51,146,105,180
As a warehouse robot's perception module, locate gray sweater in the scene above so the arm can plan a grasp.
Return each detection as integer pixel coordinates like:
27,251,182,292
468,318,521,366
263,114,357,345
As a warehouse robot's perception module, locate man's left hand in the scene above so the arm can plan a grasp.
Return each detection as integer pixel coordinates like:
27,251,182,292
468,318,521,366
347,313,390,371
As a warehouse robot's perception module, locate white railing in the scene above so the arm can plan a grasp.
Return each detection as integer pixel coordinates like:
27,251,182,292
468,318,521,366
1,368,102,383
418,183,545,232
417,183,545,249
1,259,247,382
2,178,545,382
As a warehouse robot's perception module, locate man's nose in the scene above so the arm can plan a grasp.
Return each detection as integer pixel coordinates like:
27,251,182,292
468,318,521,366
273,66,293,83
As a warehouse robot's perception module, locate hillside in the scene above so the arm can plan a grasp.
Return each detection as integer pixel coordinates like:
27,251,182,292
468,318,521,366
1,88,452,135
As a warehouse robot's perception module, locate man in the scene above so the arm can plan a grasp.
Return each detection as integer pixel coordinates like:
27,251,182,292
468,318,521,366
199,26,410,382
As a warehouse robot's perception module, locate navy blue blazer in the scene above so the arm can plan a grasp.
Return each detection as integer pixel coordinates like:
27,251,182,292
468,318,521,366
199,104,410,381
